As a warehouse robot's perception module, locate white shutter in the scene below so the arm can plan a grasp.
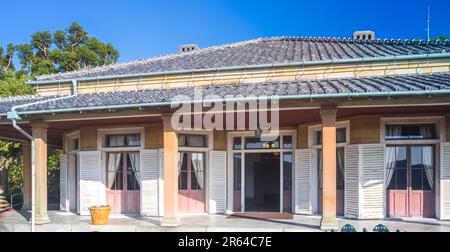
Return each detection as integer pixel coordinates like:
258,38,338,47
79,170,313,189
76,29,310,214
79,151,102,215
344,145,359,219
441,142,450,220
360,144,385,219
209,151,226,213
295,149,312,214
343,144,384,219
59,154,68,212
158,149,164,217
140,149,160,216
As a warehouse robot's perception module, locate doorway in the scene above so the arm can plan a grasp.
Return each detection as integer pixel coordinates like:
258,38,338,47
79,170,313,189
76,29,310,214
245,153,280,212
386,145,435,218
178,152,206,214
231,134,294,213
106,152,140,214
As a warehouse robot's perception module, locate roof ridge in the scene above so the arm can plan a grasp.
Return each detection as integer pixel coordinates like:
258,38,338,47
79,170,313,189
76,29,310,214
0,94,45,103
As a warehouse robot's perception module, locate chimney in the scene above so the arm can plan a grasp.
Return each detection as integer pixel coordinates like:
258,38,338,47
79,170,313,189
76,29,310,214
353,30,376,40
179,44,199,53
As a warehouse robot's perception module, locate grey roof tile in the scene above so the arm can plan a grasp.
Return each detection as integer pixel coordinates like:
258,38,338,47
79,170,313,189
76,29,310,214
33,37,450,82
2,72,450,115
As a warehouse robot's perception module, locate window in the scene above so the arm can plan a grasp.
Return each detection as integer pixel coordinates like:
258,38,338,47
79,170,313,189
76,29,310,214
233,154,242,190
178,153,188,190
106,134,141,147
190,153,205,190
178,152,205,190
317,148,345,190
245,137,280,149
107,152,140,191
385,124,436,140
69,138,79,151
233,137,242,150
386,147,407,190
283,136,293,149
283,153,293,191
315,127,346,145
411,146,433,190
178,134,207,147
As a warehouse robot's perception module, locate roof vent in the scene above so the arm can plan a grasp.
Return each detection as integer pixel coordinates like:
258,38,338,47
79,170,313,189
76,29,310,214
353,31,375,40
179,44,199,53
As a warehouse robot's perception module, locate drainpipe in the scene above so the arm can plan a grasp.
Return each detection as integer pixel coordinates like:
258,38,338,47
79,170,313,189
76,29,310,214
6,80,78,232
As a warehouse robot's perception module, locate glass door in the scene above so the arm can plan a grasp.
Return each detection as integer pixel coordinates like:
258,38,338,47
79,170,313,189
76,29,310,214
178,152,206,213
386,145,435,218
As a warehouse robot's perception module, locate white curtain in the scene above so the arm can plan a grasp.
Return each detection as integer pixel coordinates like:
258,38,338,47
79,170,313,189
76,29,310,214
420,125,434,139
386,125,402,139
422,147,434,189
385,147,397,189
108,135,125,147
127,135,141,146
107,153,122,189
178,134,187,147
178,152,185,173
128,153,141,186
191,153,204,189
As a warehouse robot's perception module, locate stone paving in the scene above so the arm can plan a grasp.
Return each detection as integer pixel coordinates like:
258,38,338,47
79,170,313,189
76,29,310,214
1,210,450,232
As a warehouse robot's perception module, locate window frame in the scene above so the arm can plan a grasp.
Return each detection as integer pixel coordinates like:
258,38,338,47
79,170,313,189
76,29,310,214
380,117,444,145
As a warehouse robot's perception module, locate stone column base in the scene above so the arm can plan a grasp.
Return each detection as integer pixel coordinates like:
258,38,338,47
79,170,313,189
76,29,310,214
31,214,51,225
160,217,180,227
320,216,338,231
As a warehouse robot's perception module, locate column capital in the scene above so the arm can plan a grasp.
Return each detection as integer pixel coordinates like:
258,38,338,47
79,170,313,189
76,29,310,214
31,120,48,129
320,105,337,118
161,114,175,131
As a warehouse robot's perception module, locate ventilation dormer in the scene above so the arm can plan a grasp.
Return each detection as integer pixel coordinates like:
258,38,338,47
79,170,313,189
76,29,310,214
179,44,199,53
353,31,375,40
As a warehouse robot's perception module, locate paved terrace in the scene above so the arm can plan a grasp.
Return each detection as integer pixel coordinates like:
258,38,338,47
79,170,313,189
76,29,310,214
1,211,450,232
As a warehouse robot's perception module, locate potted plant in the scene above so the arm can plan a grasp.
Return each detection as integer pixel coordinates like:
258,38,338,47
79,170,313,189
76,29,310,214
88,205,111,225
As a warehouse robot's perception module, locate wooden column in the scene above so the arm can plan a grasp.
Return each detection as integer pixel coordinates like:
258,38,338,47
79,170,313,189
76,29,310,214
22,142,32,210
320,106,339,230
160,115,180,227
32,121,50,224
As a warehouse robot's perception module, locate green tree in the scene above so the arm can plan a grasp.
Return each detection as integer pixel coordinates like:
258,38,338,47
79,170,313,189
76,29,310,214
1,22,120,207
0,44,15,74
16,22,119,76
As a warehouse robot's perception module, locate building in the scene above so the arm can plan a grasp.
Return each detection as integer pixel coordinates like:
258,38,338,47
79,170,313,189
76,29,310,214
1,36,450,230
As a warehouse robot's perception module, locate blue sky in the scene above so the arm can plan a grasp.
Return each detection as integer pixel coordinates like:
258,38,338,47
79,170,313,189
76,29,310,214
1,0,449,63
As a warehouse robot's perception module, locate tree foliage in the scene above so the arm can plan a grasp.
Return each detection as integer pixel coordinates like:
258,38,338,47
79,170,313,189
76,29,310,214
1,22,119,202
15,22,119,76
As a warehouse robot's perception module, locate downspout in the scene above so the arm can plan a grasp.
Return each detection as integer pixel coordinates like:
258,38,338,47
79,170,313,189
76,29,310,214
6,79,78,232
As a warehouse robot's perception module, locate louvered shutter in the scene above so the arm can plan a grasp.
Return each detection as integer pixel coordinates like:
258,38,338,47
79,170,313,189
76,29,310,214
295,149,312,214
441,142,450,220
158,149,164,217
79,151,102,215
209,151,226,213
140,149,160,216
345,145,359,218
59,154,68,212
360,144,385,219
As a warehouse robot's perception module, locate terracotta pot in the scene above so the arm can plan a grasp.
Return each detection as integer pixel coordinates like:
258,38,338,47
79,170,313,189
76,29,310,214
89,205,111,225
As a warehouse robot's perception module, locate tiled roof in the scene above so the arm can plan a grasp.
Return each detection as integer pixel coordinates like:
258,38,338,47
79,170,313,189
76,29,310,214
2,72,449,116
34,37,450,82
